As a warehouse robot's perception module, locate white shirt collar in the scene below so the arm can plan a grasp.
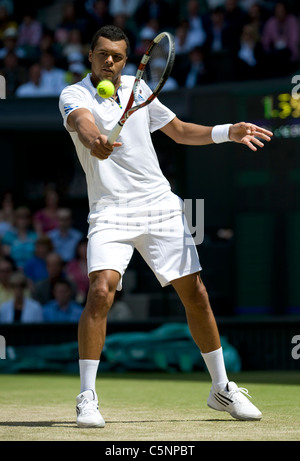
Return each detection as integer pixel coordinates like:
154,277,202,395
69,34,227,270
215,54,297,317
81,73,130,98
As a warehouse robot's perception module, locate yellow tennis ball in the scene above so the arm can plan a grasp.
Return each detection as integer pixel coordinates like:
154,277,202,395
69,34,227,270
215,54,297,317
97,80,115,98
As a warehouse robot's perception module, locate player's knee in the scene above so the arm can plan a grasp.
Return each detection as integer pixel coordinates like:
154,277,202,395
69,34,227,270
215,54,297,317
184,281,210,313
87,279,114,316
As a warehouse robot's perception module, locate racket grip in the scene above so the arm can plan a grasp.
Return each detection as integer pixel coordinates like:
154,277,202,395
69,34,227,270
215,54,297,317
107,122,122,145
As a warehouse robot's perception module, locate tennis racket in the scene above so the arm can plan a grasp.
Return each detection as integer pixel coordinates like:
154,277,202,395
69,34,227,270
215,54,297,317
107,31,175,144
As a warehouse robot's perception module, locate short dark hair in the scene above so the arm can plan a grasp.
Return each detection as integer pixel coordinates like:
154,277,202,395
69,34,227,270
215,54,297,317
91,25,130,55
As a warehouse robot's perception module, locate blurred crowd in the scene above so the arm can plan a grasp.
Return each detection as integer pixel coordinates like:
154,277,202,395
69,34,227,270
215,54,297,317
0,0,300,97
0,184,133,324
0,184,88,323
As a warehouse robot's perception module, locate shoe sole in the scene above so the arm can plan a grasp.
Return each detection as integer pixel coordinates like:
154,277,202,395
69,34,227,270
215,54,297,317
77,421,105,428
207,402,262,421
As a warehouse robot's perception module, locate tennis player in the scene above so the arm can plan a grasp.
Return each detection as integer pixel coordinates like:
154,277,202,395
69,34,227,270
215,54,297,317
59,25,272,427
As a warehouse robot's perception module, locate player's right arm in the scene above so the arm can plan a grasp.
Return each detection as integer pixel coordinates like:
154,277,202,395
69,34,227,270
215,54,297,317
67,108,122,160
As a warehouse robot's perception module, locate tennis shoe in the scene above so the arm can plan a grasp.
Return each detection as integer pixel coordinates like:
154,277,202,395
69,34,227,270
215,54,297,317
207,381,262,421
76,389,105,428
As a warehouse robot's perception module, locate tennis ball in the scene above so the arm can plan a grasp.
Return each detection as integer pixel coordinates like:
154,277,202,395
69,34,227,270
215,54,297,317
97,80,115,98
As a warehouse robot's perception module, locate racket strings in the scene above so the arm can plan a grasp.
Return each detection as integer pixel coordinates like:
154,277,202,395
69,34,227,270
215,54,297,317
143,36,170,92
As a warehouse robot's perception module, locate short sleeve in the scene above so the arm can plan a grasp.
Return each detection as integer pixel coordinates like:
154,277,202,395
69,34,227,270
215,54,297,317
59,84,92,132
148,97,176,133
139,81,176,133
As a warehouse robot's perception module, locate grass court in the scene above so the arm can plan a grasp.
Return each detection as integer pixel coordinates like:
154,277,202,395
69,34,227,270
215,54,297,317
0,371,299,442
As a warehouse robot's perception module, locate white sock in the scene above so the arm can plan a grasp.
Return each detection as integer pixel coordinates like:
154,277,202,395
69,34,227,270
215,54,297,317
201,347,229,391
79,359,100,393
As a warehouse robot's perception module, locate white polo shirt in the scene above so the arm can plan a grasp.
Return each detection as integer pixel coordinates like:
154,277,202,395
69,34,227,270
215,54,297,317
59,74,176,211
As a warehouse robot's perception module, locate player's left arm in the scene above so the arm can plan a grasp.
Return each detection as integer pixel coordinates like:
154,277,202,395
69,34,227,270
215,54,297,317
161,117,273,151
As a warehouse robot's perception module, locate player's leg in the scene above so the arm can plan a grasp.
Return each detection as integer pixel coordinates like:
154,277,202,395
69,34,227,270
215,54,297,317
138,194,262,421
171,272,262,420
171,272,228,387
171,272,221,352
78,269,120,360
76,269,120,428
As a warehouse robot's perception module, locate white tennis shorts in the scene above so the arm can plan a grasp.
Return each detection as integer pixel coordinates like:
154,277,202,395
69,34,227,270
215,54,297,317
87,192,201,290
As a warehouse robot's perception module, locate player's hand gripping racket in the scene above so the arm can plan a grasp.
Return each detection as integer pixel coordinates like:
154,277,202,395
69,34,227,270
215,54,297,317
107,31,175,144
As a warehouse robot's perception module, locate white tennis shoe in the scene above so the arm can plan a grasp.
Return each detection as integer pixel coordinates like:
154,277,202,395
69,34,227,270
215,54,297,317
76,390,105,428
207,381,262,421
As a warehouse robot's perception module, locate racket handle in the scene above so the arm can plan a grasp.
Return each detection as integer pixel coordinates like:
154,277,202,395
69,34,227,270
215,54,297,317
107,122,122,145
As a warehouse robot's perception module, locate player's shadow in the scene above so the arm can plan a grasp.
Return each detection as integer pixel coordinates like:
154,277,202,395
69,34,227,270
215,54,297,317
0,418,238,428
0,421,76,428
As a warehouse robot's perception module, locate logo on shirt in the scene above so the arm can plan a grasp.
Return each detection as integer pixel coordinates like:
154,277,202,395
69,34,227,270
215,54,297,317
64,104,78,115
137,92,144,103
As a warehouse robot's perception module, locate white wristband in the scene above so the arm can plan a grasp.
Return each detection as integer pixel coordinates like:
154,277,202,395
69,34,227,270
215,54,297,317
211,124,233,143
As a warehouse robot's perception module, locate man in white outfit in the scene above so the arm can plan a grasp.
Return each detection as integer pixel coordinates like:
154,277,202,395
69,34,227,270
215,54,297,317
59,25,272,427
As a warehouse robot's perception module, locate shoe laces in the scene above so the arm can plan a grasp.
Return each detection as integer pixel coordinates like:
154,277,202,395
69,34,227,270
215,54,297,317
228,386,252,401
77,398,98,415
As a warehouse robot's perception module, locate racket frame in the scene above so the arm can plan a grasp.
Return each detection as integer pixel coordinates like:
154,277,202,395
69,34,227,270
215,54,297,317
107,31,175,144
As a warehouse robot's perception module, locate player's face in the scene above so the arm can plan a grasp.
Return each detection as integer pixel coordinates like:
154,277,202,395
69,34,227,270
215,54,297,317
89,37,127,88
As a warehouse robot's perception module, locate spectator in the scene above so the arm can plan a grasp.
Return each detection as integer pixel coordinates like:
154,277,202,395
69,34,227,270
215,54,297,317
109,0,140,19
84,0,113,39
0,27,26,59
17,9,43,59
184,46,210,88
48,208,83,263
61,28,85,60
112,13,137,54
43,279,83,323
0,272,43,323
33,183,60,235
32,252,75,305
261,1,300,75
174,21,190,56
23,234,53,286
67,50,85,67
39,50,67,95
0,256,15,306
1,206,37,270
0,191,15,237
239,0,259,11
134,25,156,56
184,0,210,50
0,4,18,43
206,0,226,8
66,61,87,84
15,63,55,98
38,29,56,56
0,51,28,96
206,7,229,53
223,0,248,53
56,1,87,36
245,2,267,37
0,0,13,16
65,238,89,304
235,23,265,79
135,0,172,30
